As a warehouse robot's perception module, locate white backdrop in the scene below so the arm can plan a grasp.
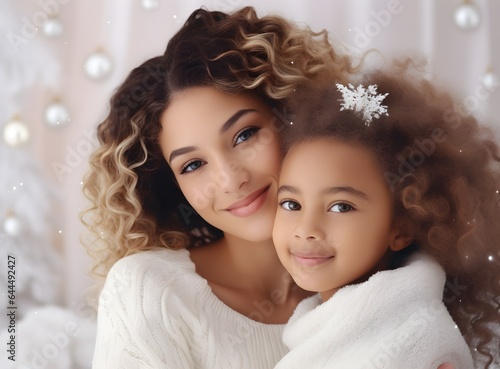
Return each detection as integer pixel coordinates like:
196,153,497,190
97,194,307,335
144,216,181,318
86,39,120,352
3,0,499,325
0,1,498,367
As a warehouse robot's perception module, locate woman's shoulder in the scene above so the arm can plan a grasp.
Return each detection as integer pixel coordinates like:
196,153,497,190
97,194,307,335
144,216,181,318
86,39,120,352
104,247,197,293
98,247,211,319
112,247,192,272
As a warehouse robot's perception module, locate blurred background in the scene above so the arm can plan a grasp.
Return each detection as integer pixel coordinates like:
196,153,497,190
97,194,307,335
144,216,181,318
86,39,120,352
0,0,498,368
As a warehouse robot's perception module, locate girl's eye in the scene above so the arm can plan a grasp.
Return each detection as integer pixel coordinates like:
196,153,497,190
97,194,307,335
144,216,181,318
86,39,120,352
180,160,205,174
329,203,354,213
234,127,260,146
279,200,301,211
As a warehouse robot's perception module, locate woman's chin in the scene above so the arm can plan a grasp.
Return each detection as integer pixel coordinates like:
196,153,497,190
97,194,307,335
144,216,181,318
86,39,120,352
225,223,274,244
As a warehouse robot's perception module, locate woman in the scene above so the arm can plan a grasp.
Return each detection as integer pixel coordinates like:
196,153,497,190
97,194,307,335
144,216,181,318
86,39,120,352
82,7,353,368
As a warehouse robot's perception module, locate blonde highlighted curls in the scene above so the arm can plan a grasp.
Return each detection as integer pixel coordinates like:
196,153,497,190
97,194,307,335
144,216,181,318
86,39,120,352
281,61,500,367
81,7,355,279
217,15,352,97
81,109,188,279
165,7,355,99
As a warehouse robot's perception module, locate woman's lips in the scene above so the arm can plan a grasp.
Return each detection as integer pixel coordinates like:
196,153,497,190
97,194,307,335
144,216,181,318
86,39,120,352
292,253,334,267
225,185,270,217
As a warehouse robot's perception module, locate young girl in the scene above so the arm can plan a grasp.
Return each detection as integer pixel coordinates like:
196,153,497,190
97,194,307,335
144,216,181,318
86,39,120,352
82,6,354,369
272,64,499,369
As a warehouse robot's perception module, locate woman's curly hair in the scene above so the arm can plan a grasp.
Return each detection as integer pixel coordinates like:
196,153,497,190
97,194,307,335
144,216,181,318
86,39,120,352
280,62,500,367
81,6,355,279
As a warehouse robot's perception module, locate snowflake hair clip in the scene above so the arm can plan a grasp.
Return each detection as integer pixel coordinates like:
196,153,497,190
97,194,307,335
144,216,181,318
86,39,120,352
336,83,389,126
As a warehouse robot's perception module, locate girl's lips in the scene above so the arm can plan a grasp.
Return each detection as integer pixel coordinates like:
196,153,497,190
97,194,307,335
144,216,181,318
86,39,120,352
225,185,270,217
292,253,334,267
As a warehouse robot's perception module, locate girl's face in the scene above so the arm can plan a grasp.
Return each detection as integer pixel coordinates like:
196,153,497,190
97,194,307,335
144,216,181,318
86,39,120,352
159,87,281,242
273,138,406,301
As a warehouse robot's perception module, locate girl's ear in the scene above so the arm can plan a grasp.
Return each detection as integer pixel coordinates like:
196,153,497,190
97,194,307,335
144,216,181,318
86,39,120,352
389,222,414,251
389,232,413,251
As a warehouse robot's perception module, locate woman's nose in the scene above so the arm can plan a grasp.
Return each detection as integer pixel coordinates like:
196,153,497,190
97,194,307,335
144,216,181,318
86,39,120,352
212,158,250,193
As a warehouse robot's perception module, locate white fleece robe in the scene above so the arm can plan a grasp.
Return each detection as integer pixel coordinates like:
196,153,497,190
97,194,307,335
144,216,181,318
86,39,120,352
275,253,474,369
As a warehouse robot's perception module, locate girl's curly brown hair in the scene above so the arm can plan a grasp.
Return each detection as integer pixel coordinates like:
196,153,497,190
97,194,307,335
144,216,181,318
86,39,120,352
81,6,355,279
280,62,500,367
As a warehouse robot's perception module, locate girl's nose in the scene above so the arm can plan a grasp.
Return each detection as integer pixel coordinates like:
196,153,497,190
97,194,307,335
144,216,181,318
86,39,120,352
293,212,326,241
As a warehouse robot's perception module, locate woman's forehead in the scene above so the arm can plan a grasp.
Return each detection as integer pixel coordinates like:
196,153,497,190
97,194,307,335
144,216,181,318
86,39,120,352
162,87,269,130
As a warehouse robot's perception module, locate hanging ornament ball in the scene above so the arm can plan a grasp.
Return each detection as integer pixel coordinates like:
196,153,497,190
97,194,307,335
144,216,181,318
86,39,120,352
3,118,30,147
43,17,63,37
454,3,481,30
142,0,160,10
45,101,70,127
84,51,113,81
481,71,499,90
3,215,23,236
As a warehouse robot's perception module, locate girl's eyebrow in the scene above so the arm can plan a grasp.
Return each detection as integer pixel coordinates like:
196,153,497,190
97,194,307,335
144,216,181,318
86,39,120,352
169,108,257,164
323,186,368,199
277,185,298,195
277,185,368,200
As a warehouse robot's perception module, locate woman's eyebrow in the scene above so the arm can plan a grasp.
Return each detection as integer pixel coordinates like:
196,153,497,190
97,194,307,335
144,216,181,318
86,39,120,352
219,108,257,134
169,109,257,164
169,146,198,164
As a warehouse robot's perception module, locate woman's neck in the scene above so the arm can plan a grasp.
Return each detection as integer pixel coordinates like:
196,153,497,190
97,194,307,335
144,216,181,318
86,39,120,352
215,233,292,293
190,234,309,323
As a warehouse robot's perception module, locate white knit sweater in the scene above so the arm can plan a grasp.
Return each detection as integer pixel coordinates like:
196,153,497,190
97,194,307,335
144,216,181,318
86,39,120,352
274,253,474,369
92,248,288,369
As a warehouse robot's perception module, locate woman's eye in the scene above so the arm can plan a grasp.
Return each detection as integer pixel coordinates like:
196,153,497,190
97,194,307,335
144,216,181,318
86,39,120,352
234,127,259,145
180,160,205,174
329,203,354,213
279,200,301,211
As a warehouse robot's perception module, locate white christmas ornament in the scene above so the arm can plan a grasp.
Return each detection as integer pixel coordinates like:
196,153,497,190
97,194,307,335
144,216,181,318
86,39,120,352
454,2,481,30
45,101,70,127
142,0,160,10
3,214,23,236
43,17,63,37
84,50,113,81
481,71,499,90
3,118,30,146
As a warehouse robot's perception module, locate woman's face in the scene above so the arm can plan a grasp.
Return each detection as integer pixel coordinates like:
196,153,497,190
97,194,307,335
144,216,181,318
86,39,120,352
159,87,282,242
